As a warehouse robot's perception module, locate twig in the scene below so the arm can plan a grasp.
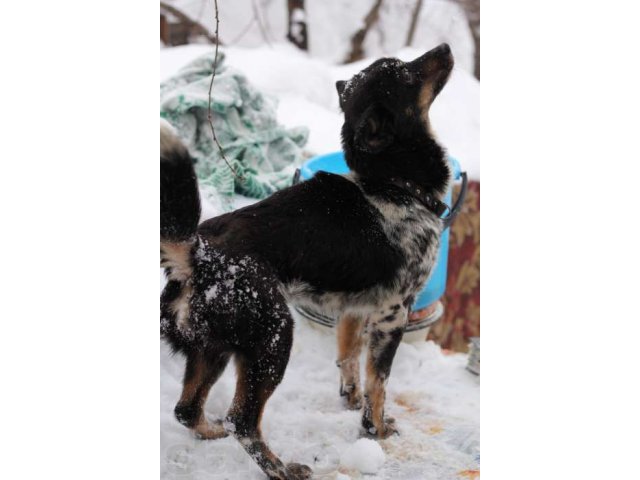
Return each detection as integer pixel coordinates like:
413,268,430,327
227,16,257,45
405,0,423,47
207,0,244,182
252,0,273,47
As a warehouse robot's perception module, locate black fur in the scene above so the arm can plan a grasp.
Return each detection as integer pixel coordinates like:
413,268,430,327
160,136,200,241
374,328,404,376
340,44,453,197
361,395,375,433
197,172,404,293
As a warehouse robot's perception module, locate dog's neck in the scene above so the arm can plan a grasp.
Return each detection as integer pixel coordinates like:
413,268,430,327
347,151,450,205
343,137,450,201
352,173,448,217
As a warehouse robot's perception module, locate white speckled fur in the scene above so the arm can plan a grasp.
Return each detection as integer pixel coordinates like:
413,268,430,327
281,173,445,320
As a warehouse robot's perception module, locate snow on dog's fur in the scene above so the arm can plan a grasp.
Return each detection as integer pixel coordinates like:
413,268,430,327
160,43,454,480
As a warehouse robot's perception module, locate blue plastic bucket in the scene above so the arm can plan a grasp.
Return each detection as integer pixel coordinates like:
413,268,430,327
299,151,462,311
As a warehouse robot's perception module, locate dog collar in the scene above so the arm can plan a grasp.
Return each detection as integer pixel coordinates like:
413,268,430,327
388,177,450,217
388,173,468,230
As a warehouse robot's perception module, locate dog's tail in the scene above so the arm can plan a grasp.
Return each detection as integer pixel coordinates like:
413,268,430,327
160,120,201,281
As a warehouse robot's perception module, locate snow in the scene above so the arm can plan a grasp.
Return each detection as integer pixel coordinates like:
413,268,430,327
160,39,479,480
340,438,386,475
161,292,479,479
291,8,306,23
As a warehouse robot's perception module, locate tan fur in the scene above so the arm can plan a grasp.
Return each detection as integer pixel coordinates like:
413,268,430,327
161,241,193,282
177,355,228,440
170,281,193,331
418,83,436,134
228,357,250,428
337,314,365,409
195,418,227,440
178,356,204,405
364,357,388,436
161,241,195,330
160,120,188,158
418,83,434,113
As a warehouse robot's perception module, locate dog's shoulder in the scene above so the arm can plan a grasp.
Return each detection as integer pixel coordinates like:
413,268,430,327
197,171,404,293
274,171,371,215
199,172,377,236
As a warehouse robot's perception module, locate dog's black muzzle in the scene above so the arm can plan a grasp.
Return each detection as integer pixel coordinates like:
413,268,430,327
408,43,454,95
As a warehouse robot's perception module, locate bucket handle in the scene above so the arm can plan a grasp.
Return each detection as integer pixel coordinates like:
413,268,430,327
441,171,468,230
292,168,302,185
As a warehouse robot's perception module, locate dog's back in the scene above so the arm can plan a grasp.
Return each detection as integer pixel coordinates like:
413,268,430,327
197,171,404,294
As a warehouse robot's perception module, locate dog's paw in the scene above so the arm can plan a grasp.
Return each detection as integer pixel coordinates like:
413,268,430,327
284,462,312,480
340,382,363,410
342,391,363,410
195,418,228,440
361,418,399,439
174,403,200,428
377,420,399,439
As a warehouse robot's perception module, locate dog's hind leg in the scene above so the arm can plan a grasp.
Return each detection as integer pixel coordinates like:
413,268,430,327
174,349,231,440
336,313,365,410
226,328,312,479
361,302,408,439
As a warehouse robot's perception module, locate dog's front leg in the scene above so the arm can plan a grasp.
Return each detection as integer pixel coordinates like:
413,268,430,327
361,303,408,438
336,314,365,410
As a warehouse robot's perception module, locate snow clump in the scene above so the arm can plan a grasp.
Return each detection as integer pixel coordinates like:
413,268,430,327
340,438,386,474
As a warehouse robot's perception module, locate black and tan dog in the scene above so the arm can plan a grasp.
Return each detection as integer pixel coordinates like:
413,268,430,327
161,43,454,479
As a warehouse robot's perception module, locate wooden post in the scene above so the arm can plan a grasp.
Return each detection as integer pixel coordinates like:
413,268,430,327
160,13,169,45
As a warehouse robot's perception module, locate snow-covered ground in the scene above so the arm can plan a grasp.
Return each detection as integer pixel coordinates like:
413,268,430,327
161,44,480,479
161,314,479,479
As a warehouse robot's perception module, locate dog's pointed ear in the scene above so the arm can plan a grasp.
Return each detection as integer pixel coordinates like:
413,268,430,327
354,105,395,153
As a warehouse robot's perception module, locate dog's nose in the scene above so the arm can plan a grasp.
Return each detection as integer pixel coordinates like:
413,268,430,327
410,44,454,75
430,44,453,65
435,43,451,55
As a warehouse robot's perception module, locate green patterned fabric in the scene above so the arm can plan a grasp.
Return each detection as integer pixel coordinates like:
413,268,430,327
160,51,308,210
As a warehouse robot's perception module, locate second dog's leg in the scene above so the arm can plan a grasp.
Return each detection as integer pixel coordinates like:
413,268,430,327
174,349,231,439
362,303,408,439
336,314,365,410
226,353,312,480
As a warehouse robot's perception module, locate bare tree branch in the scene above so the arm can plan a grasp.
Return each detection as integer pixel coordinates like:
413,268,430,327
452,0,480,79
405,0,423,47
253,0,273,47
344,0,384,63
